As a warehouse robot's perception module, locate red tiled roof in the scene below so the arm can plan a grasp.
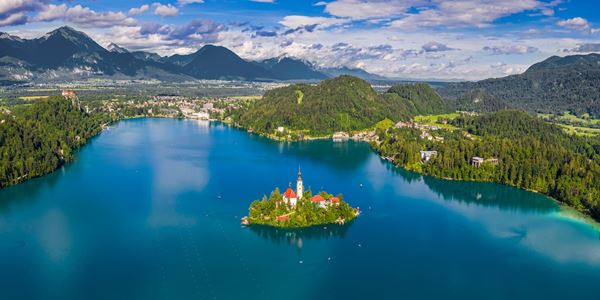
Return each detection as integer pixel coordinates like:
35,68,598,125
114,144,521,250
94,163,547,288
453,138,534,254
311,195,325,202
283,187,297,199
330,197,340,203
276,215,289,221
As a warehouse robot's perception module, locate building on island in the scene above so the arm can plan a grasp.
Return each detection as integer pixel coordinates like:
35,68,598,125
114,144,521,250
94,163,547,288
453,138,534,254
276,215,289,221
311,194,327,208
330,197,340,206
282,167,304,207
282,186,298,207
420,150,438,162
296,167,303,200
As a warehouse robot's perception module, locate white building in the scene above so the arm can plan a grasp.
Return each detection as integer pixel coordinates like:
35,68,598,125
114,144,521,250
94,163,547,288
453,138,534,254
282,168,304,207
193,112,210,120
296,167,303,200
420,150,438,162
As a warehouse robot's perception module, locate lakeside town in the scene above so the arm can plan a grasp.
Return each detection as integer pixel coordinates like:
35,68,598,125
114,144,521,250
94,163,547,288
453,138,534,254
56,89,499,171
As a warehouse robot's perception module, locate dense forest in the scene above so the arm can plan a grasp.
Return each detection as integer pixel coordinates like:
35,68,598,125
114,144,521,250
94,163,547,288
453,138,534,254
439,53,600,117
373,110,600,221
0,96,109,187
238,75,451,135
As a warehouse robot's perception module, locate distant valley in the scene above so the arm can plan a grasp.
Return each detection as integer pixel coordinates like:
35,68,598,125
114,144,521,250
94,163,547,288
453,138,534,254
0,26,383,84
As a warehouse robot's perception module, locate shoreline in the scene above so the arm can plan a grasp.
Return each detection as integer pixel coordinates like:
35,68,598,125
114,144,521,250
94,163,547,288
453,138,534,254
4,116,600,229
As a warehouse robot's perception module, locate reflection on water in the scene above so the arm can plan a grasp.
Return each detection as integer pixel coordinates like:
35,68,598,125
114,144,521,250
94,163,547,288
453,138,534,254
248,221,354,248
421,175,559,214
246,136,373,172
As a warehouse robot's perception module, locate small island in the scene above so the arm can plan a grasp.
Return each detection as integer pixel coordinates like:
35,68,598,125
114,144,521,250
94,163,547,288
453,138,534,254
243,168,360,228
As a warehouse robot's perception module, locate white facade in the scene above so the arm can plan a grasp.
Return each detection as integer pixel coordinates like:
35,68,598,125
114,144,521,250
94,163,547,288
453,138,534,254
296,167,303,199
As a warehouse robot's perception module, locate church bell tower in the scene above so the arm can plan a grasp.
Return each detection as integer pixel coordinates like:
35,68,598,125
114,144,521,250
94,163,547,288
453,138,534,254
296,166,303,199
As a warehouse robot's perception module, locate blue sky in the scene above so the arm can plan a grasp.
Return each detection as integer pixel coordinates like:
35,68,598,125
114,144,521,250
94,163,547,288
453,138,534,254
1,0,600,80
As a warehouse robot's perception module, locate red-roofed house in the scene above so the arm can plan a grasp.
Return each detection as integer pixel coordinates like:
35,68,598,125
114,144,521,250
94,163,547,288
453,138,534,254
311,194,327,208
276,215,289,221
62,90,76,97
330,197,340,206
283,187,298,207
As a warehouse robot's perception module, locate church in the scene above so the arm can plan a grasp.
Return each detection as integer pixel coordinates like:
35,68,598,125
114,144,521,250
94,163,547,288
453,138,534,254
282,167,303,207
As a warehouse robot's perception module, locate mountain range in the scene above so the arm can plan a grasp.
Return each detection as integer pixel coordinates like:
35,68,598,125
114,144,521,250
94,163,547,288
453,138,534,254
439,53,600,118
0,26,383,84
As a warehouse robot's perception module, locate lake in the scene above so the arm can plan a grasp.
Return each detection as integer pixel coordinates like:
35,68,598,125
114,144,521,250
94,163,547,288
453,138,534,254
1,118,599,299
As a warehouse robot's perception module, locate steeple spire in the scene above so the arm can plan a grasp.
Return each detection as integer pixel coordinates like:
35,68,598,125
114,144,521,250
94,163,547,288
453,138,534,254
296,166,303,200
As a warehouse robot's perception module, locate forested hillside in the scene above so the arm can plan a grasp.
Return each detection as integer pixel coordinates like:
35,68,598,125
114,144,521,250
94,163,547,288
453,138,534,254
238,76,448,135
373,110,600,221
0,97,109,187
446,89,510,113
439,53,600,117
384,83,451,116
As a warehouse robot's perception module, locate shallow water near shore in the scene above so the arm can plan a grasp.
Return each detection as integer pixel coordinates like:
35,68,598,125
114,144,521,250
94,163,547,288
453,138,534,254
0,118,599,299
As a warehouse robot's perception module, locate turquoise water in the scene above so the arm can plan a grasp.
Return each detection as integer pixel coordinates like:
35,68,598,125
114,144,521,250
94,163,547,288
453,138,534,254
1,118,599,299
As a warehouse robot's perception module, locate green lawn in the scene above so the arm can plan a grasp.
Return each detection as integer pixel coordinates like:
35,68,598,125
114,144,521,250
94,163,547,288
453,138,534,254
414,113,460,130
558,124,600,136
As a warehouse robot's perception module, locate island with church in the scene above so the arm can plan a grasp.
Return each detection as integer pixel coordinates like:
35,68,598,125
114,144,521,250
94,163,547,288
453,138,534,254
242,168,360,228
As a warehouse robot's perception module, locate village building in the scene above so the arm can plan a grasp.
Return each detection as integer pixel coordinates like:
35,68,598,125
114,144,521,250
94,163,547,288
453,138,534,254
471,157,499,167
485,158,499,164
471,157,485,167
330,197,341,206
332,132,350,142
420,150,438,162
311,194,327,209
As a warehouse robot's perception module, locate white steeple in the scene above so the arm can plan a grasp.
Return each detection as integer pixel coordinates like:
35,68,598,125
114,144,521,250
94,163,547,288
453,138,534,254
296,166,303,199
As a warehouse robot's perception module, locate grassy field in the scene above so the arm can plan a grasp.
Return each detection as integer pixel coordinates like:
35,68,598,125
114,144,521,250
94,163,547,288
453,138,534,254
539,112,600,126
229,95,261,101
414,113,460,130
18,96,50,101
558,124,600,136
539,112,600,136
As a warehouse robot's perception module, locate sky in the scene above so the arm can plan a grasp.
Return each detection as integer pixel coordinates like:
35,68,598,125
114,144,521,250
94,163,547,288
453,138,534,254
1,0,599,80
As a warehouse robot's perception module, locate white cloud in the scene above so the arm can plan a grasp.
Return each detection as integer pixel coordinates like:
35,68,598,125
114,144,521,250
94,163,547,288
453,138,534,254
129,4,150,16
178,0,205,5
250,0,276,3
389,0,553,29
279,15,348,29
556,17,591,31
483,44,538,55
0,0,49,26
323,0,419,20
557,17,590,29
36,4,137,28
153,3,179,17
36,4,66,21
564,43,600,53
0,12,28,26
